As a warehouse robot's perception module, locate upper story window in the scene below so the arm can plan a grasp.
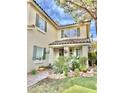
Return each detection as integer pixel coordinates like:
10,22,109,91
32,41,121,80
35,14,47,32
61,28,80,38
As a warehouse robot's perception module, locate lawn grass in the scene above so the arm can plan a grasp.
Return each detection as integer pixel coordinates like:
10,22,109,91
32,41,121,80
62,85,96,93
28,76,97,93
62,76,97,90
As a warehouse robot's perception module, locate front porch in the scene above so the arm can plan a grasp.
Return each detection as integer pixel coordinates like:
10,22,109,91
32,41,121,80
48,38,90,67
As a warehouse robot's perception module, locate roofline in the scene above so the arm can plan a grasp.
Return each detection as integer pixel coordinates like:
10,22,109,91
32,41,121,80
28,0,58,28
27,0,91,29
59,20,91,27
49,43,90,48
58,21,91,29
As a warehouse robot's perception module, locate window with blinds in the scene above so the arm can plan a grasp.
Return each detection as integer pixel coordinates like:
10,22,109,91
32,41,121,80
33,46,46,60
61,28,80,38
35,14,47,32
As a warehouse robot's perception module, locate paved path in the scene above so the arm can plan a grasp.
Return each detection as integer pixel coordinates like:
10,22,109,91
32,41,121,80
27,71,49,87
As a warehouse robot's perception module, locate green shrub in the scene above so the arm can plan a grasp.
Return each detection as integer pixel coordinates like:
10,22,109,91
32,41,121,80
74,68,80,77
62,85,96,93
79,57,87,66
69,56,80,71
53,56,89,74
31,69,37,75
79,65,87,72
79,57,88,71
63,65,68,76
53,56,68,73
88,52,97,65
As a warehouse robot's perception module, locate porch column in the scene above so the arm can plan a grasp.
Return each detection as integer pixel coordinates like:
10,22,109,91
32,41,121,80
49,47,54,65
74,48,77,56
82,46,89,67
64,46,69,57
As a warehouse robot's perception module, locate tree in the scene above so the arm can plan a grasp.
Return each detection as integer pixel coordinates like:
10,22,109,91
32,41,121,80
88,51,97,66
54,0,97,33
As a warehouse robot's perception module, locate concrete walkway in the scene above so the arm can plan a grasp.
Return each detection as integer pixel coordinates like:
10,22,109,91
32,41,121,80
27,71,49,87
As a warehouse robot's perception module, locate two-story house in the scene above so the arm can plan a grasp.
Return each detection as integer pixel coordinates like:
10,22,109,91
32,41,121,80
27,0,91,73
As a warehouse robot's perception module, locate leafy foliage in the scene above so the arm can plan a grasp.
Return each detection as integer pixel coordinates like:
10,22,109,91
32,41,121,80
88,52,97,62
53,56,69,73
54,0,97,22
53,56,88,75
74,68,80,76
79,56,87,66
31,69,37,75
69,56,80,71
79,57,88,71
63,65,68,76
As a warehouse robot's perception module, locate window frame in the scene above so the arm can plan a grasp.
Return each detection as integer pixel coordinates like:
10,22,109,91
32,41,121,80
35,14,47,32
32,46,46,61
59,48,64,56
61,28,80,38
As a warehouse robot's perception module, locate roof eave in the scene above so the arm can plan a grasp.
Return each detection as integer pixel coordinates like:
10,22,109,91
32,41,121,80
28,0,91,29
49,43,90,48
58,21,91,29
28,0,58,28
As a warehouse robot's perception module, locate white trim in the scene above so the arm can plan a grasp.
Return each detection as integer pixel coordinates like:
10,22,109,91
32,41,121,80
28,0,58,28
49,43,90,48
36,27,46,34
33,60,45,64
35,14,47,34
27,26,46,34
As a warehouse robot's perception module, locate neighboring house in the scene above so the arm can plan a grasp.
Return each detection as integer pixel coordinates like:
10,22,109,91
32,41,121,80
27,0,91,73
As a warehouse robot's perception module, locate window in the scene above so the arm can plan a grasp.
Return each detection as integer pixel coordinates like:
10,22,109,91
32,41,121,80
33,46,46,60
76,49,80,56
63,30,70,37
61,30,64,38
70,29,77,37
61,28,80,38
35,14,47,32
77,28,80,36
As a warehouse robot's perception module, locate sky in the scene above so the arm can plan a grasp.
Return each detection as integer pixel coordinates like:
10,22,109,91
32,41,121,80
35,0,96,39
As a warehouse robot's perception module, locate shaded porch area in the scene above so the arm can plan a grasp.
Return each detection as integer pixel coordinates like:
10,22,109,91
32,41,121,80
48,38,90,66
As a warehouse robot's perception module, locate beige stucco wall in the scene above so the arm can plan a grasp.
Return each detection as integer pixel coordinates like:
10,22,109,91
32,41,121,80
27,2,57,72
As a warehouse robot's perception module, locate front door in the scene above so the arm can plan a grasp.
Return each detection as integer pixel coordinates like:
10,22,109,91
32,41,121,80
69,48,73,56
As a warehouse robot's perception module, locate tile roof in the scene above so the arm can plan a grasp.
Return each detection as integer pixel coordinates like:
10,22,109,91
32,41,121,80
49,38,90,45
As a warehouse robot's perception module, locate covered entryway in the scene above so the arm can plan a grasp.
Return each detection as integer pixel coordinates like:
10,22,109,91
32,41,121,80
48,38,90,67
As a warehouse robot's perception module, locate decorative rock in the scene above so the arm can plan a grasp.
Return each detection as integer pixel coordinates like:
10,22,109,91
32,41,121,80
37,68,45,71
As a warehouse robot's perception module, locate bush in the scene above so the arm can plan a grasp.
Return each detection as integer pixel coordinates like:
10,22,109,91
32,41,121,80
63,65,68,76
74,68,80,77
31,69,37,75
69,56,80,71
53,56,88,74
79,57,88,72
79,66,87,72
62,85,96,93
53,56,68,74
79,57,87,66
88,52,97,65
